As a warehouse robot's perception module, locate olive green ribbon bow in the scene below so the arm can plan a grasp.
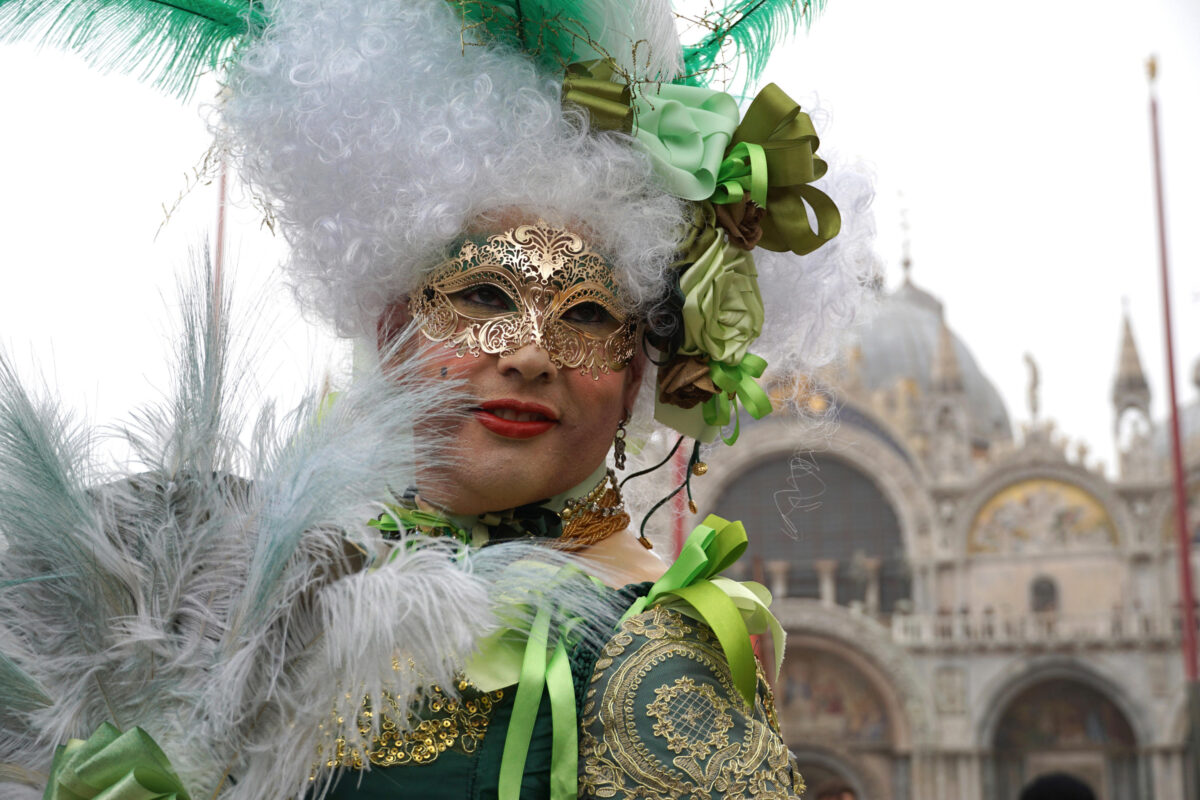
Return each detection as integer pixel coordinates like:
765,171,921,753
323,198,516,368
728,83,842,254
44,722,190,800
562,60,632,133
701,353,772,445
622,515,783,707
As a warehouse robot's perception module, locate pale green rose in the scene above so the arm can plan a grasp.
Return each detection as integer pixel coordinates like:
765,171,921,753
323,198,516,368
678,234,765,365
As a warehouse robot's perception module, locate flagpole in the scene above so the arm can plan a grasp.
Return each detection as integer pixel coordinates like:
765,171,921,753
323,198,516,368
1147,54,1200,798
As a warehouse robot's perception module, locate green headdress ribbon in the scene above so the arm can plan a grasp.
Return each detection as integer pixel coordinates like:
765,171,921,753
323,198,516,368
44,723,191,800
728,83,842,254
712,141,769,207
701,353,772,445
562,60,632,133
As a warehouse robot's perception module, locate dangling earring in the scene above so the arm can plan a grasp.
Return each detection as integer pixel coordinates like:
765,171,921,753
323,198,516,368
613,411,629,470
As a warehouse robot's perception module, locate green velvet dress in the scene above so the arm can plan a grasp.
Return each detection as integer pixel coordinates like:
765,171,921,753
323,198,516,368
325,584,803,799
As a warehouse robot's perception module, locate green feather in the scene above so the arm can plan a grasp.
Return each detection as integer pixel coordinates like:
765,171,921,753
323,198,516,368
679,0,824,89
0,651,52,718
0,0,266,99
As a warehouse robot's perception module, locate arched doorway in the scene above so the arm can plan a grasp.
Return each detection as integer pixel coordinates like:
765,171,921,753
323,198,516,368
778,646,895,799
989,678,1139,800
712,454,911,613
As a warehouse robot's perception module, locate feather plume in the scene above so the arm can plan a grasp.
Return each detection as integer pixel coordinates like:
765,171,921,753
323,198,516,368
0,255,635,800
679,0,824,90
0,0,265,99
454,0,681,82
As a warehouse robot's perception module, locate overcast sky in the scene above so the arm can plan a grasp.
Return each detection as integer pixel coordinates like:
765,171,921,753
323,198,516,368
1,0,1198,476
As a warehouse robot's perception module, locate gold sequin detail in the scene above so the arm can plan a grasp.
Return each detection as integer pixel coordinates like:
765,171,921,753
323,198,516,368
329,681,505,770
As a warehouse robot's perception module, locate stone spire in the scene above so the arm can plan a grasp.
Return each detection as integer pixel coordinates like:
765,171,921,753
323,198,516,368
1112,312,1151,426
931,320,964,394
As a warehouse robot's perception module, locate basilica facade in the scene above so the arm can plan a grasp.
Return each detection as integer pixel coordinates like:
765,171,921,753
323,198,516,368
696,275,1200,800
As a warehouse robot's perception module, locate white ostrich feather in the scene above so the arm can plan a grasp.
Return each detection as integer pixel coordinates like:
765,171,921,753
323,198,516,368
0,258,622,800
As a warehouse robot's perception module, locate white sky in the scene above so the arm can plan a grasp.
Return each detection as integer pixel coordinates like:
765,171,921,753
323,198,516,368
1,0,1198,476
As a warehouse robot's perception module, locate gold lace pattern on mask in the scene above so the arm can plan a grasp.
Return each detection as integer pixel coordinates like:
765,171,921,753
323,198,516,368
410,222,638,378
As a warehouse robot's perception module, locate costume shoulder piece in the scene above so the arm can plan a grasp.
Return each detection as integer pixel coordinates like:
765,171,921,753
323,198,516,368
579,605,801,799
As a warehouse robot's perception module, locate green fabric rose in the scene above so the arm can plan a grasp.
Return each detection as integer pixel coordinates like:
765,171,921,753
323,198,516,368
632,84,740,202
678,234,764,365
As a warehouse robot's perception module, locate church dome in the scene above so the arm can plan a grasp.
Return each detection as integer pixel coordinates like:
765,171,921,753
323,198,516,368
850,277,1013,448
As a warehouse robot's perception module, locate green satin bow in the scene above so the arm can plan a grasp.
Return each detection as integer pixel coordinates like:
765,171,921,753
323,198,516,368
701,353,773,445
622,514,780,707
712,141,768,207
562,60,632,133
44,723,190,800
728,83,842,254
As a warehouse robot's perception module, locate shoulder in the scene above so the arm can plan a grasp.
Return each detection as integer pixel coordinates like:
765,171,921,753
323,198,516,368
576,531,668,588
578,606,803,800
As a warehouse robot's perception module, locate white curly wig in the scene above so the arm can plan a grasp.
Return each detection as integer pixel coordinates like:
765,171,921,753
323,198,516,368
218,0,876,396
219,0,688,338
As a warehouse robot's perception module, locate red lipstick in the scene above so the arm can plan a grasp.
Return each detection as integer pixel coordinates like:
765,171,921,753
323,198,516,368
473,400,559,439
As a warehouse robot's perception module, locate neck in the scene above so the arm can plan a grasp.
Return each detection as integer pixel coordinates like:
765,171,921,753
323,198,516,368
438,462,613,545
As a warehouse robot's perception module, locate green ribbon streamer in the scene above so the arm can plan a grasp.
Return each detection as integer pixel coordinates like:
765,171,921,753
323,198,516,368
491,575,582,800
700,353,772,445
44,723,190,800
621,515,767,707
632,84,740,201
562,61,632,133
546,640,577,800
712,141,768,208
728,83,842,254
498,605,550,800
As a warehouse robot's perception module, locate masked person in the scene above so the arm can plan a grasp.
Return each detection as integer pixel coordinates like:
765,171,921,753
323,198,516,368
0,0,876,797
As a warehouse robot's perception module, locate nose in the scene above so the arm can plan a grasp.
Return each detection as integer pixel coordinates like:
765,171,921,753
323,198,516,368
497,342,558,382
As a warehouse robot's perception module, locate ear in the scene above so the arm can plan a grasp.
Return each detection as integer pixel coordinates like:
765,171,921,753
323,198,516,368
621,349,647,414
376,298,412,353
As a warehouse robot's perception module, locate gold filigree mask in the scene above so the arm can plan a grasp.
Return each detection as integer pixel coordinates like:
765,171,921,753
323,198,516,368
410,222,638,378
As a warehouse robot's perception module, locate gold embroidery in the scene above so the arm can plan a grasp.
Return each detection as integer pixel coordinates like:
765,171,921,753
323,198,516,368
330,680,505,770
579,607,805,799
410,221,638,378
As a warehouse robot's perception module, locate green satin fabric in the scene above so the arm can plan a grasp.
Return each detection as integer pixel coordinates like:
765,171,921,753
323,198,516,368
728,83,842,254
44,723,190,800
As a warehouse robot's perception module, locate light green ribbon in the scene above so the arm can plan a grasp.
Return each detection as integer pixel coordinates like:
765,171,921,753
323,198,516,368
562,60,632,133
44,723,190,800
632,84,740,201
711,141,768,208
701,353,773,446
478,567,586,800
728,83,842,254
368,505,470,544
622,515,781,707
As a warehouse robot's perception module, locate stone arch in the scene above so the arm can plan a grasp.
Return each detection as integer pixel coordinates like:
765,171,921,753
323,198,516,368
695,410,934,578
774,599,932,748
791,744,884,800
955,462,1135,560
975,656,1149,753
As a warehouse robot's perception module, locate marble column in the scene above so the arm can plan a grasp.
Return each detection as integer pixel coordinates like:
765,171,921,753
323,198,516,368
863,556,882,615
814,559,837,606
765,560,789,599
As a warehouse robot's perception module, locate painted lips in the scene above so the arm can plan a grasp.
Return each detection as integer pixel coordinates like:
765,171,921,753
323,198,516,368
473,400,559,439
